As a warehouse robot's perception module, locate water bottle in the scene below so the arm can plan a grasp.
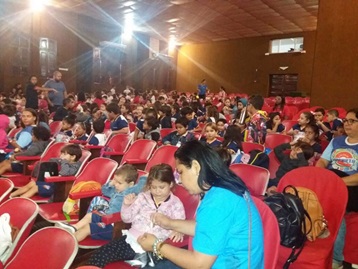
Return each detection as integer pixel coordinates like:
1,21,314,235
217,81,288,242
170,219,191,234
238,107,247,125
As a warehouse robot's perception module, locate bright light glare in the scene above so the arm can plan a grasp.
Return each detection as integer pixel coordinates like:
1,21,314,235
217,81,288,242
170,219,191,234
30,0,48,11
168,36,177,50
122,12,134,40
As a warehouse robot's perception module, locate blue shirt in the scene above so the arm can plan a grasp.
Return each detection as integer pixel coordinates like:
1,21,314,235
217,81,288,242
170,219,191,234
321,136,358,175
136,119,145,133
198,84,207,95
44,79,66,106
204,139,222,148
110,115,128,131
16,126,34,149
188,118,198,131
193,187,264,269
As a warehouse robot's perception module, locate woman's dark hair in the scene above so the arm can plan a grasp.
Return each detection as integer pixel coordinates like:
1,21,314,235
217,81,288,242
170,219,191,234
145,163,175,190
346,108,358,119
175,140,247,196
222,125,243,151
145,116,160,130
37,110,49,125
215,148,232,167
61,144,82,161
273,95,285,110
32,126,51,141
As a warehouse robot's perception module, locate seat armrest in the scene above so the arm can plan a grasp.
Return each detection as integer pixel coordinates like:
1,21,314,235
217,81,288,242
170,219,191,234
101,212,122,225
45,176,76,182
69,140,88,145
69,189,102,200
85,145,104,150
15,156,41,162
103,151,125,156
124,158,148,164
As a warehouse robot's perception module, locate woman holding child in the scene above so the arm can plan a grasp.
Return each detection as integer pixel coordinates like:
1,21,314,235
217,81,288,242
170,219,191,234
138,140,264,269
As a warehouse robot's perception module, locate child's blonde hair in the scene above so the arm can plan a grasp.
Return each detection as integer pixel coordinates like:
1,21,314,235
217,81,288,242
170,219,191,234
205,122,218,132
114,164,138,184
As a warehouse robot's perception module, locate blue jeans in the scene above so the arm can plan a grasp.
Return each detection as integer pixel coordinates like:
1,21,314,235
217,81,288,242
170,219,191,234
333,218,346,263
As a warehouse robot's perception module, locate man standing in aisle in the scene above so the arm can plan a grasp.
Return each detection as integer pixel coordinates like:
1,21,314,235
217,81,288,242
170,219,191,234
44,71,67,112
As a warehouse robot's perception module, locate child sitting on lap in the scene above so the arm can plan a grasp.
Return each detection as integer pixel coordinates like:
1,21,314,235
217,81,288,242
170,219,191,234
57,164,145,241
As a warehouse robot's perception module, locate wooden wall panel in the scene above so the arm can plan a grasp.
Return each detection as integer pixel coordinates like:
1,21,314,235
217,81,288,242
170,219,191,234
176,31,316,96
310,0,358,109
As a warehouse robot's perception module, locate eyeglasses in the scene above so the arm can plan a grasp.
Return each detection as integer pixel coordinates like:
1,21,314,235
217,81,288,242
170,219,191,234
342,118,358,125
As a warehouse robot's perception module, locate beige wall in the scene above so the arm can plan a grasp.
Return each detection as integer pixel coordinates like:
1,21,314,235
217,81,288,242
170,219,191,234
310,0,358,109
176,31,316,97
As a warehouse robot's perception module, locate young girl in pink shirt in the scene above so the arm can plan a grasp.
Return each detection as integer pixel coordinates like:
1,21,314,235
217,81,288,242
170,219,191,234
87,163,185,268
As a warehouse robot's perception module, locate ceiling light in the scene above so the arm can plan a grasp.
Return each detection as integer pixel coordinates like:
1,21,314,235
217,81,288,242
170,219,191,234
30,0,49,11
168,35,178,50
123,1,135,7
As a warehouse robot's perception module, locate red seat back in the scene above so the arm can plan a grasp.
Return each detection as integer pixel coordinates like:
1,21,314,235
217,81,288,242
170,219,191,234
5,227,78,269
265,133,292,150
106,134,132,154
76,158,118,185
0,179,14,204
282,120,297,132
242,142,264,153
276,167,348,268
145,145,178,172
128,122,136,133
49,121,63,136
160,128,175,140
252,197,280,269
267,151,280,179
230,163,270,196
120,140,157,165
172,185,199,220
0,198,39,264
7,127,22,139
40,142,67,162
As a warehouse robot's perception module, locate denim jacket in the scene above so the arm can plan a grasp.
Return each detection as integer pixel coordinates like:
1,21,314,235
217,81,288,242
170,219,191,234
101,175,147,214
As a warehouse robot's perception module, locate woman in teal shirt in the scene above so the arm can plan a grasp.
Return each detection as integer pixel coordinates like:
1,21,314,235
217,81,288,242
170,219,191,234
138,140,264,269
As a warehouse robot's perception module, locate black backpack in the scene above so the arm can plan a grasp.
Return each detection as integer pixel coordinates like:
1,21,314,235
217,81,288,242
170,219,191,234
248,150,269,169
264,185,311,269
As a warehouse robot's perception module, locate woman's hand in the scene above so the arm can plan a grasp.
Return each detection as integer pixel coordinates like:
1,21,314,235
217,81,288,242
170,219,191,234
51,88,58,93
169,231,184,243
123,193,137,205
151,213,173,229
137,233,157,252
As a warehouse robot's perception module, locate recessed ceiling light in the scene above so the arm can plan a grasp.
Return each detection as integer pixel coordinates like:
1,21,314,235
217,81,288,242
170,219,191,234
123,1,135,7
167,18,180,23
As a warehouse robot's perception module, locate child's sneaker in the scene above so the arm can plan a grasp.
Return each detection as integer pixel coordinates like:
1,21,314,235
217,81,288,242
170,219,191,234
55,222,77,234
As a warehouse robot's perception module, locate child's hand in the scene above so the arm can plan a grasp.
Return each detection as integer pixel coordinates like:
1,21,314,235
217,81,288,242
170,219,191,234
123,193,137,205
151,213,172,229
293,130,299,135
267,186,277,196
296,148,303,154
169,231,184,243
